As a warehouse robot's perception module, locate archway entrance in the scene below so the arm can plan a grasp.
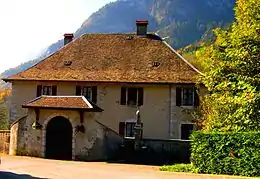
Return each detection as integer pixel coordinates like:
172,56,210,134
45,116,72,160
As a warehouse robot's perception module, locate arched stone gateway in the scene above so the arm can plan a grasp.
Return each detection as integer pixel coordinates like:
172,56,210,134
45,116,72,160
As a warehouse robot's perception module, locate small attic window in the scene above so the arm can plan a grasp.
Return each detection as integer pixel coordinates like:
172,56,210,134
64,60,72,66
126,35,133,40
152,61,160,67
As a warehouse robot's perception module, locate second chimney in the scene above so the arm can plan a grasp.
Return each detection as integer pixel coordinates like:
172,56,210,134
64,33,74,46
136,20,148,36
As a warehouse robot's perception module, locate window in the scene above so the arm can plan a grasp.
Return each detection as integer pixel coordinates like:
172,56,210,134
181,124,194,140
119,122,143,138
176,87,199,106
120,87,143,106
36,85,57,97
182,88,194,106
43,86,52,95
125,122,136,138
76,86,97,103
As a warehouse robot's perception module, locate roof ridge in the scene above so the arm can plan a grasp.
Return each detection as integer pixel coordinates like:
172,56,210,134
158,33,204,76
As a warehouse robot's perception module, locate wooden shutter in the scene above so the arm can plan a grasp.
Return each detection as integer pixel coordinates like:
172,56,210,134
92,86,97,103
76,86,81,96
194,88,200,107
138,88,144,106
119,122,125,136
52,86,57,96
120,87,126,105
176,87,182,106
36,85,42,97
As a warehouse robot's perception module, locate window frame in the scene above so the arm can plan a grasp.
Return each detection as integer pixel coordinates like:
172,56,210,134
125,122,136,138
81,86,93,101
120,87,143,106
181,87,195,106
42,86,52,95
176,86,199,107
37,85,57,97
76,86,97,103
118,120,143,139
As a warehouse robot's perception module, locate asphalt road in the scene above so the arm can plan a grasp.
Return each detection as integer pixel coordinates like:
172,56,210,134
0,156,251,179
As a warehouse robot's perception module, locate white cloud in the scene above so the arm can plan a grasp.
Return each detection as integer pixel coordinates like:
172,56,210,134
0,0,115,73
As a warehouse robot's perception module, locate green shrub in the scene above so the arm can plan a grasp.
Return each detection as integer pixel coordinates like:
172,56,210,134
160,164,196,173
191,132,260,177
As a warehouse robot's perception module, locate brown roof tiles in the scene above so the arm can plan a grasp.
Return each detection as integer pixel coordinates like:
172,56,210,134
22,96,103,111
4,33,202,83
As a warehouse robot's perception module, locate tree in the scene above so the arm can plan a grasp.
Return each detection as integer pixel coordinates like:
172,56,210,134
0,89,10,130
197,0,260,132
0,100,8,130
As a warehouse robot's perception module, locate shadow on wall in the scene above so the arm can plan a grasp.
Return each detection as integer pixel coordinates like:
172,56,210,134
0,171,47,179
108,138,191,166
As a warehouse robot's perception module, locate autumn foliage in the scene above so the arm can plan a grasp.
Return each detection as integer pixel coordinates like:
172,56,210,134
0,89,11,101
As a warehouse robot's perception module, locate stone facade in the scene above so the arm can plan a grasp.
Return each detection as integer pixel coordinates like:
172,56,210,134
10,109,122,160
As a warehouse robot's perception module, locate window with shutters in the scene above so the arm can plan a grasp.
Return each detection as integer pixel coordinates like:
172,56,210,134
118,121,143,138
176,87,199,107
36,85,57,97
120,87,143,106
76,86,97,103
182,88,194,106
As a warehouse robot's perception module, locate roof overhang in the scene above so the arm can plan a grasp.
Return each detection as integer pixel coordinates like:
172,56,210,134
22,96,103,112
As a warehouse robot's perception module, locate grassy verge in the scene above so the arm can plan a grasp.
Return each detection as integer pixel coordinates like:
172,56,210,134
160,164,196,173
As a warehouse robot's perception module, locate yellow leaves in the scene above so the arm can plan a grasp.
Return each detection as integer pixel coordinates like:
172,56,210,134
0,89,11,101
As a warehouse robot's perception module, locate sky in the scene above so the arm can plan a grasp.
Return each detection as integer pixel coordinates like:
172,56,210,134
0,0,115,73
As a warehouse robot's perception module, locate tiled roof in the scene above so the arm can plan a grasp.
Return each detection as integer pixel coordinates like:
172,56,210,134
22,96,103,111
4,33,202,83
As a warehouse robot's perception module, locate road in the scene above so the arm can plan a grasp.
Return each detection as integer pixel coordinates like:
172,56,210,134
0,156,251,179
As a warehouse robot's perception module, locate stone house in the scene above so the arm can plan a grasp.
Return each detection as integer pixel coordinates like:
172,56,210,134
3,20,203,161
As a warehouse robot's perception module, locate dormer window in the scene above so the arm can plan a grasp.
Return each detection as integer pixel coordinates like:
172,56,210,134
152,61,160,67
64,60,72,66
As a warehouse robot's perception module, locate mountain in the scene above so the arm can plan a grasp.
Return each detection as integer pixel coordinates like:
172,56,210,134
1,0,235,79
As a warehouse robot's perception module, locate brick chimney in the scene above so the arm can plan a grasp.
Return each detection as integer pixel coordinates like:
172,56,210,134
64,33,74,45
136,20,148,36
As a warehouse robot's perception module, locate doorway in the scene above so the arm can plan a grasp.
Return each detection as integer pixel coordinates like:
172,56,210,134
45,116,72,160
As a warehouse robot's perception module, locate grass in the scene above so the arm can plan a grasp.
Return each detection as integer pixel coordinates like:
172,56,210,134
160,164,196,173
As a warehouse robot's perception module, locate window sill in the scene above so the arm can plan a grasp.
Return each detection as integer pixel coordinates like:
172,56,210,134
180,106,196,109
120,104,142,108
124,137,135,139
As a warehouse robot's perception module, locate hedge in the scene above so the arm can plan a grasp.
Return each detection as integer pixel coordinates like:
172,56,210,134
190,132,260,177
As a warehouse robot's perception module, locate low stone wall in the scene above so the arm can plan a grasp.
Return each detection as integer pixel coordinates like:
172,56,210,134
0,130,10,154
121,138,191,165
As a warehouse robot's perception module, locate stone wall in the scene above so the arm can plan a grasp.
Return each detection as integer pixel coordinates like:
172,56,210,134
0,130,10,154
121,138,190,165
9,110,123,161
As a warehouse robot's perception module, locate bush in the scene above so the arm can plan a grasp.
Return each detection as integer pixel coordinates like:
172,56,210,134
160,164,196,173
191,132,260,177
